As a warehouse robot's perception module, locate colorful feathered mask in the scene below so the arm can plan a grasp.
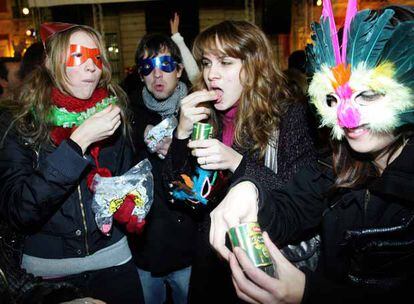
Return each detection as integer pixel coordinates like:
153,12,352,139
306,0,414,140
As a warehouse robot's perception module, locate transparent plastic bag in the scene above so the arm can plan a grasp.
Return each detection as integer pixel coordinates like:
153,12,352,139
144,116,178,153
91,159,153,235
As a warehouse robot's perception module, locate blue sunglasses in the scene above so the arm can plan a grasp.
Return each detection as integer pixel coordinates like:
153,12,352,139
138,55,177,76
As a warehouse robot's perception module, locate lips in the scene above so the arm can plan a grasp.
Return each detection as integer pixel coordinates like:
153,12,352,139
344,124,370,139
210,86,224,103
153,82,165,92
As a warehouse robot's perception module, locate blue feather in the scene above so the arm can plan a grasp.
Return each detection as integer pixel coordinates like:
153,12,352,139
347,9,395,69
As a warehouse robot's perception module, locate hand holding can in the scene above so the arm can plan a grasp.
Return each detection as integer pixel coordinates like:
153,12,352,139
228,222,277,278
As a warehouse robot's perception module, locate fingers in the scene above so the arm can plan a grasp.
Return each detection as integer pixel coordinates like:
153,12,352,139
210,201,242,260
263,232,288,265
229,250,269,303
188,138,217,150
180,90,217,107
209,212,231,260
93,104,120,118
232,276,260,304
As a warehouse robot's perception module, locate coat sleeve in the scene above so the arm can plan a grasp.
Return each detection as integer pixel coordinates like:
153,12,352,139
231,162,329,246
0,128,90,233
231,102,317,192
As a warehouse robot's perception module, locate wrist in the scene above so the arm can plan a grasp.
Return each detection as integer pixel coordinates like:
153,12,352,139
176,126,191,139
70,133,90,154
230,152,243,173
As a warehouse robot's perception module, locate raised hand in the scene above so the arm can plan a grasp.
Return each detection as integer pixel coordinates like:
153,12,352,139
229,232,305,304
188,138,243,172
209,181,259,260
175,90,216,139
170,12,180,35
70,104,121,154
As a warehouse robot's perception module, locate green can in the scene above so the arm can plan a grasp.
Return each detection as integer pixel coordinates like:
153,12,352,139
228,222,276,277
191,122,213,140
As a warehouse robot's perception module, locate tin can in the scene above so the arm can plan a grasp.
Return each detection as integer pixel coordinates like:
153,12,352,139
228,222,276,278
191,122,213,140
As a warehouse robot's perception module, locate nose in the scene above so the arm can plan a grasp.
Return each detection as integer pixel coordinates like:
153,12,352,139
207,64,220,81
337,99,361,128
153,67,163,78
84,58,97,72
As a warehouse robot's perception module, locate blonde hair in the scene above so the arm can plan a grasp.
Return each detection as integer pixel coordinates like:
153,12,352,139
4,25,129,146
192,20,290,157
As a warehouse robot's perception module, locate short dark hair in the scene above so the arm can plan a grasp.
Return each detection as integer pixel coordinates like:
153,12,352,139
0,57,20,81
18,42,45,80
135,33,182,65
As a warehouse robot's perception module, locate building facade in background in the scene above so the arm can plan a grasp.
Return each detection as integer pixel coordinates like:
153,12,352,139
1,0,413,82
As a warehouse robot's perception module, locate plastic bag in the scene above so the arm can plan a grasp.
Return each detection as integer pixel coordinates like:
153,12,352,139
144,116,178,153
91,159,153,235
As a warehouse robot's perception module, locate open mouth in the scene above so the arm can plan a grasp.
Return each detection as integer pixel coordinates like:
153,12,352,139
154,83,165,92
211,87,224,103
344,124,370,139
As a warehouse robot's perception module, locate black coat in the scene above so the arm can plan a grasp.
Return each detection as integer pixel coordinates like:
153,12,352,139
129,88,198,275
0,111,133,260
251,138,414,303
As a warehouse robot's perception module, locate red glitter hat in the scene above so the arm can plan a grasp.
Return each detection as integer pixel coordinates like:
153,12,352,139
40,22,77,44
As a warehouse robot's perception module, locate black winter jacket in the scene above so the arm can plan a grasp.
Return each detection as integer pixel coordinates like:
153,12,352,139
128,88,198,275
250,139,414,304
0,111,133,260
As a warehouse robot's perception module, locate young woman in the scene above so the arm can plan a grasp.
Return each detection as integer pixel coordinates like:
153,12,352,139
210,3,414,303
166,20,317,302
0,22,143,303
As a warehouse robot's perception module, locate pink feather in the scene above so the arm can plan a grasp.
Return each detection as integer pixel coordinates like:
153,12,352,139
322,0,341,65
341,0,358,63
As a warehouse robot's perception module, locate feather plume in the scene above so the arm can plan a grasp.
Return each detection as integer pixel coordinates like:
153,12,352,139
379,21,414,89
309,18,337,69
399,109,414,125
322,0,341,65
305,44,317,75
347,9,395,69
341,0,358,63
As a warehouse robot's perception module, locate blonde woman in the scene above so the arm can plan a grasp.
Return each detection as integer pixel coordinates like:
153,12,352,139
0,23,143,303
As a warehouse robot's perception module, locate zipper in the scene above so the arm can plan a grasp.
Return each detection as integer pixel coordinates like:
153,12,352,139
317,159,333,169
77,186,90,255
363,189,370,224
0,267,8,289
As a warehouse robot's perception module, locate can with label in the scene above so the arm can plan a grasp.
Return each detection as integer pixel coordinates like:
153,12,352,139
191,122,213,140
228,222,277,278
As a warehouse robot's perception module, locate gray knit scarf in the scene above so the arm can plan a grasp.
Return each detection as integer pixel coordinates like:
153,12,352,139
142,81,188,118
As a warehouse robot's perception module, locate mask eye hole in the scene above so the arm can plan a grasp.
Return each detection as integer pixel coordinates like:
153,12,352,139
326,94,338,107
355,90,383,106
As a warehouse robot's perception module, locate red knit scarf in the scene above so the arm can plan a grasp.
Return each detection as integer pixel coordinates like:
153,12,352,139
50,87,112,191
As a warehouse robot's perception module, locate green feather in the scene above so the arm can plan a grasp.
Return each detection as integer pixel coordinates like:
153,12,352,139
308,18,337,71
380,21,414,89
347,9,395,69
398,109,414,126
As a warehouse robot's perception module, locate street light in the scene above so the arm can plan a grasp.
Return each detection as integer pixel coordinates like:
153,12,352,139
22,7,30,15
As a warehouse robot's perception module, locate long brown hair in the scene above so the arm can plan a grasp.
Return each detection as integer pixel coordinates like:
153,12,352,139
331,128,413,189
192,20,290,157
2,25,129,147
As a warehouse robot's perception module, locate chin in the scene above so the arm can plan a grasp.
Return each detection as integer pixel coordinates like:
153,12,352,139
73,90,94,100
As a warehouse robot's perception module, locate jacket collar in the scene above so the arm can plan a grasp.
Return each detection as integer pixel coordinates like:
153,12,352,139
369,138,414,205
